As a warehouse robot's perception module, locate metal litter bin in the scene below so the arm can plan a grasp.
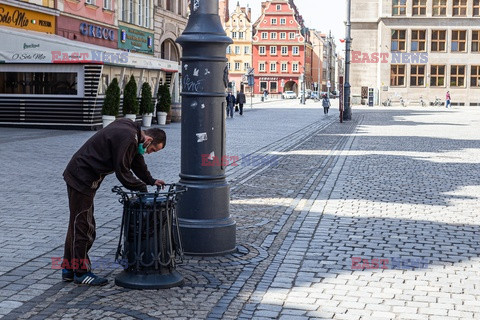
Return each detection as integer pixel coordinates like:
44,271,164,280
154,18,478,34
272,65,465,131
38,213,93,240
113,184,186,289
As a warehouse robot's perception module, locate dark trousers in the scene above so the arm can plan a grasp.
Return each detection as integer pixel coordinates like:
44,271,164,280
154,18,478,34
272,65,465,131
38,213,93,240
64,184,96,274
324,107,329,114
238,103,244,115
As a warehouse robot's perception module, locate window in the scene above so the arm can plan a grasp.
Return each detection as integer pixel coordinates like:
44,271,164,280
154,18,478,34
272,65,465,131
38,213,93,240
166,0,173,12
392,0,407,15
232,32,237,39
145,0,150,28
391,30,406,52
431,30,447,52
433,0,447,16
260,81,267,91
289,32,296,39
177,0,182,15
270,62,277,72
103,0,112,10
244,62,250,71
271,18,277,25
453,0,467,16
412,0,426,15
259,63,266,72
280,32,286,39
281,62,288,72
475,0,480,16
226,46,231,54
99,74,109,95
280,18,286,25
293,46,299,55
86,0,95,4
227,62,231,70
270,82,277,93
410,65,425,86
281,46,288,55
235,62,241,71
471,66,480,87
270,46,277,55
138,0,144,25
234,46,240,54
411,30,426,52
0,72,78,95
261,32,268,39
239,32,244,39
271,32,277,40
276,4,281,10
259,46,266,55
452,30,467,52
292,63,299,72
430,65,446,87
390,65,406,86
244,46,250,54
451,65,465,87
472,31,480,52
122,0,134,22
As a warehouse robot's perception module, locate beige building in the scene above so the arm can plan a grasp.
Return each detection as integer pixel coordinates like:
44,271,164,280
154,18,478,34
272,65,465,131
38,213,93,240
351,0,480,106
225,2,253,94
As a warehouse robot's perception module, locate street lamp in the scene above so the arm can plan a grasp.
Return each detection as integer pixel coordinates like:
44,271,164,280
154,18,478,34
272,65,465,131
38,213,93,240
301,27,308,105
343,0,352,120
175,0,236,255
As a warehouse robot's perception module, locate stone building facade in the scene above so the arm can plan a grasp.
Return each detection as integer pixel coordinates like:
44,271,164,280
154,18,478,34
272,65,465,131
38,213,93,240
225,2,253,95
351,0,480,106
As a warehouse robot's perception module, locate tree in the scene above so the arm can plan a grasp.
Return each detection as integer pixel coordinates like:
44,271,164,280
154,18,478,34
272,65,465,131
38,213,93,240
123,75,139,115
139,82,154,115
102,78,120,116
156,83,171,113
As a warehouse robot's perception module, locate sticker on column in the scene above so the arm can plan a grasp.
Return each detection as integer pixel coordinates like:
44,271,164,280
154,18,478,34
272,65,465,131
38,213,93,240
193,68,199,77
191,101,198,109
204,69,210,76
196,132,208,143
201,103,205,109
184,64,188,70
193,0,200,11
208,151,215,160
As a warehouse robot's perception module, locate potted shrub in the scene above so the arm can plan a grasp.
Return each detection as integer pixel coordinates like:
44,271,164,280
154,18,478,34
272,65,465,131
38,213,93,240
101,78,120,128
156,83,171,125
139,82,154,127
123,75,139,121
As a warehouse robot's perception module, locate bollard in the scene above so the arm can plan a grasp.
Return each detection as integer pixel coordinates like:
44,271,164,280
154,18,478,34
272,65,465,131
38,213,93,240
113,184,186,289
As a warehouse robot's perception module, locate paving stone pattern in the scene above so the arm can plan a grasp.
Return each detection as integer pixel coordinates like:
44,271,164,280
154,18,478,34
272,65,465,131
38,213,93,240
0,102,479,319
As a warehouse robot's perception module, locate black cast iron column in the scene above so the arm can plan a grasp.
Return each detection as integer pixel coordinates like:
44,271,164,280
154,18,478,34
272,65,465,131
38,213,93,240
175,0,236,255
343,0,352,120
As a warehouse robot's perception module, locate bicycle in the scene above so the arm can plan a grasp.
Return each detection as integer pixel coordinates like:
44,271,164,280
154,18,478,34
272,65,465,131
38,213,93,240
382,98,391,106
400,97,406,107
433,97,443,106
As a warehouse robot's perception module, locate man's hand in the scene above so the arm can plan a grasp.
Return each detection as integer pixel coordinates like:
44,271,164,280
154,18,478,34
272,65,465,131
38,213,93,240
154,179,166,189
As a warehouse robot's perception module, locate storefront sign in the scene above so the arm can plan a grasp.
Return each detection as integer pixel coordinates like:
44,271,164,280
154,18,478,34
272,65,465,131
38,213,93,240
118,25,154,55
0,4,55,33
79,22,115,41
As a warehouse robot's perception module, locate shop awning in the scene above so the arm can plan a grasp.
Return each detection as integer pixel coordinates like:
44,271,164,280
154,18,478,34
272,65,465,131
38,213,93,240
0,26,180,72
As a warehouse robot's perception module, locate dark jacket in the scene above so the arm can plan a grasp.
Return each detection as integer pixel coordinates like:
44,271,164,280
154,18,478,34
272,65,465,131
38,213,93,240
63,118,156,195
226,94,236,106
236,92,246,104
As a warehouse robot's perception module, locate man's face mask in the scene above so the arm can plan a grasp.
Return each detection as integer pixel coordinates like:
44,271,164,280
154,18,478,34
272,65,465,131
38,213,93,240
138,142,151,155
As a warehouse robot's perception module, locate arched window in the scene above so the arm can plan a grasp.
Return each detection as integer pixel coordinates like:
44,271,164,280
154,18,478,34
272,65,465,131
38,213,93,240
161,39,179,62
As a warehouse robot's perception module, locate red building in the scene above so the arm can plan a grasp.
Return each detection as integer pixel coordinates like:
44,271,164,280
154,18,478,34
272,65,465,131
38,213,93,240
252,0,312,96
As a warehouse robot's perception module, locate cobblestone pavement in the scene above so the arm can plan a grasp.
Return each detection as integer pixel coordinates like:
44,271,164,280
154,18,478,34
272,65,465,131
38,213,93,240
0,102,479,319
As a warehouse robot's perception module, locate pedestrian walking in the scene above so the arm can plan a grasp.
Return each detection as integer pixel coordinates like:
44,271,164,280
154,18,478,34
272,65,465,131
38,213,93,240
62,118,166,286
446,91,451,108
322,94,331,114
226,92,236,118
263,89,269,101
236,89,246,115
